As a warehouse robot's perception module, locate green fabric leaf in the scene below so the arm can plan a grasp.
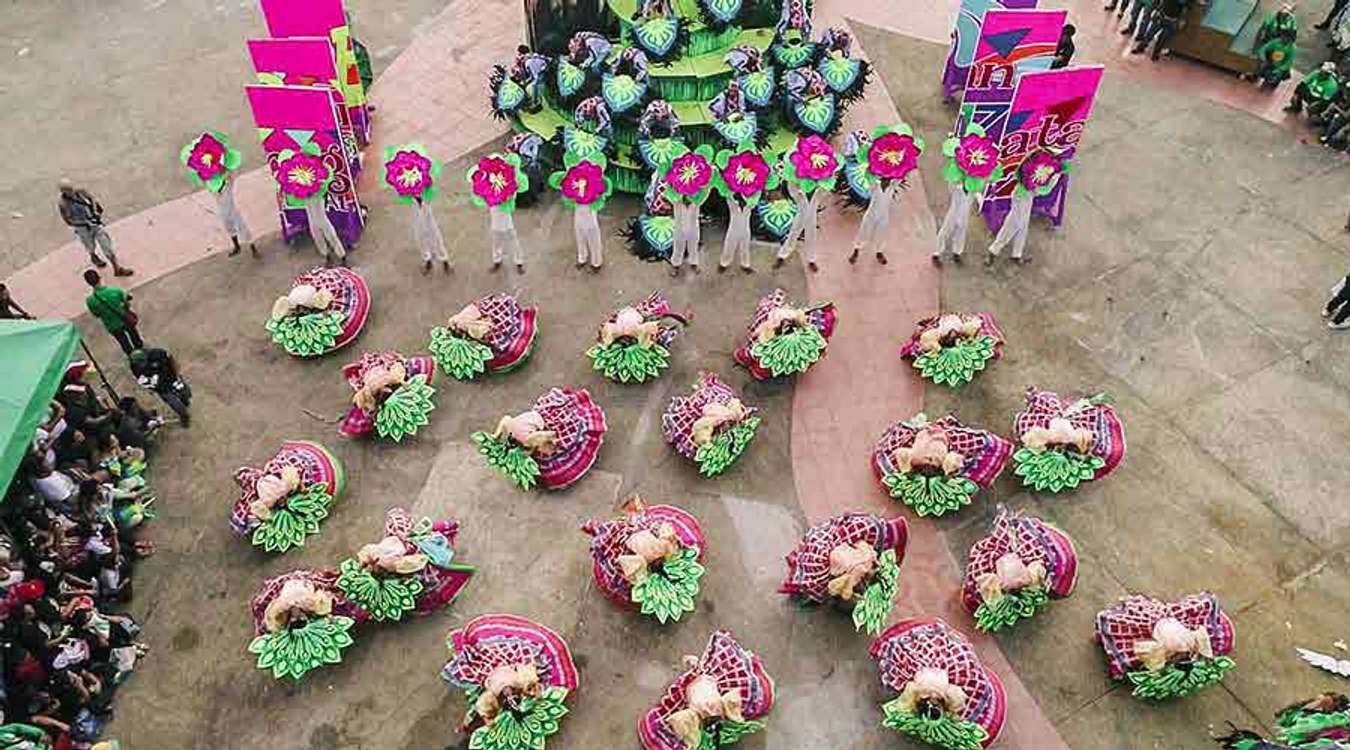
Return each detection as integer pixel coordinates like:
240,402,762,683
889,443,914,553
336,558,424,622
755,198,798,238
473,431,542,490
911,336,996,388
248,484,335,553
638,137,682,172
820,56,862,93
793,96,837,135
1012,447,1105,493
587,340,670,383
694,415,760,477
1125,657,1235,701
248,615,355,681
973,586,1050,633
602,74,646,114
631,546,705,624
1278,707,1350,746
265,311,344,357
714,718,766,745
741,69,775,107
374,374,436,442
557,61,586,99
881,472,979,517
851,548,900,635
748,325,827,377
496,79,526,113
429,327,495,381
882,696,989,750
468,686,569,750
633,17,680,58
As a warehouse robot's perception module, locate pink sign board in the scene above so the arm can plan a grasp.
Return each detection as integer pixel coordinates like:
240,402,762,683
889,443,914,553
955,9,1067,139
258,0,346,38
247,37,339,87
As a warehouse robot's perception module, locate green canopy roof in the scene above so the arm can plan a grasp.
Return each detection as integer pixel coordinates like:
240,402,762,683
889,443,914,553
0,320,80,494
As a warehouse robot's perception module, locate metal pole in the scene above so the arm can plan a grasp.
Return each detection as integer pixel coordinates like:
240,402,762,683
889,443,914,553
77,337,121,404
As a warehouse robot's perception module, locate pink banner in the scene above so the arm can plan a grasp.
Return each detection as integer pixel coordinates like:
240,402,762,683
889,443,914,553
247,37,339,87
258,0,346,38
982,65,1104,233
955,9,1067,138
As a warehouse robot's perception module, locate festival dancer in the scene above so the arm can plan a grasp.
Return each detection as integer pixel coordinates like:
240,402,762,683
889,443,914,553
934,123,1003,265
663,145,717,275
638,631,774,750
467,153,530,272
181,132,256,258
429,293,538,380
733,288,836,379
383,144,450,274
780,513,908,635
1011,387,1126,493
231,441,345,553
777,135,840,272
1218,694,1350,748
848,123,924,265
472,388,607,491
961,509,1078,633
713,142,780,272
549,152,614,271
338,351,437,443
582,496,707,623
265,267,371,357
985,148,1070,265
274,144,347,266
1095,592,1236,700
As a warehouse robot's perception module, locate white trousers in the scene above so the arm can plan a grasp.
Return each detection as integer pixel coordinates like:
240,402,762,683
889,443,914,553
778,188,819,263
413,201,450,263
988,190,1033,259
304,197,345,259
489,207,525,266
215,179,252,244
721,201,754,268
853,182,899,254
935,184,974,258
574,206,603,267
670,202,701,267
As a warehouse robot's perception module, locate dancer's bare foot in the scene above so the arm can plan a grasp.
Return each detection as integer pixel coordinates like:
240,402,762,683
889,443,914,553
875,252,888,265
848,248,860,264
422,260,433,275
808,261,819,273
442,261,452,274
931,254,943,266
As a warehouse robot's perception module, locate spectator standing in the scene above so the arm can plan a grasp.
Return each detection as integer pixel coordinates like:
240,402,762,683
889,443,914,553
82,271,143,356
1052,24,1077,69
58,181,132,277
1132,0,1189,60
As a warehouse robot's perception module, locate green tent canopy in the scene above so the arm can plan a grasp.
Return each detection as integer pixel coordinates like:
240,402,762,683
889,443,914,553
0,320,80,494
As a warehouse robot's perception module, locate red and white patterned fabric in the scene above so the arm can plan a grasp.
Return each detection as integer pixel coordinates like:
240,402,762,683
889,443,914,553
231,440,344,537
870,618,1007,748
732,289,837,380
600,291,688,348
381,507,474,614
1094,593,1236,679
960,509,1078,615
531,388,608,489
872,414,1013,490
779,513,908,602
898,313,1005,361
441,614,579,697
1012,387,1126,481
638,631,775,750
290,266,371,353
582,500,705,606
466,293,539,372
338,351,437,439
662,372,756,461
248,569,369,636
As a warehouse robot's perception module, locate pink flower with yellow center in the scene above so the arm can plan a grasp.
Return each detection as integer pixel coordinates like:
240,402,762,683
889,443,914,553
867,132,921,180
722,151,770,197
1019,150,1063,192
666,151,713,197
955,133,998,179
789,135,838,181
562,160,606,206
384,149,434,199
186,134,228,183
277,152,330,200
472,156,519,207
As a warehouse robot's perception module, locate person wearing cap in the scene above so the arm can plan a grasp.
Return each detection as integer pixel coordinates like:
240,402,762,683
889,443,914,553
1286,61,1343,115
58,181,132,277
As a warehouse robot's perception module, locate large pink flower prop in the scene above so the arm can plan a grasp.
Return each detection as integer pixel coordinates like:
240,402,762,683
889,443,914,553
868,132,921,180
562,160,606,206
384,149,434,199
278,152,331,200
955,134,998,179
187,134,229,183
723,151,771,197
1019,150,1063,191
789,135,838,181
471,156,520,207
666,151,713,197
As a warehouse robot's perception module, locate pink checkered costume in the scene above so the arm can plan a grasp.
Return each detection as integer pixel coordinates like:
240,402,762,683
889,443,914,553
1013,387,1126,482
899,312,1005,361
732,288,837,380
872,413,1013,490
1095,592,1235,680
662,372,756,462
459,293,539,372
779,513,908,602
338,351,436,439
287,266,371,354
638,631,775,750
582,497,705,607
518,388,608,489
231,440,345,537
441,614,579,733
960,509,1078,616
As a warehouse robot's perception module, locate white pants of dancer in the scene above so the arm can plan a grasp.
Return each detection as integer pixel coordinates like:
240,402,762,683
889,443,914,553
777,183,819,263
671,202,701,267
215,179,252,244
721,200,754,269
489,207,525,266
413,200,450,263
935,184,975,258
853,181,900,254
304,196,345,259
574,205,603,267
987,190,1033,259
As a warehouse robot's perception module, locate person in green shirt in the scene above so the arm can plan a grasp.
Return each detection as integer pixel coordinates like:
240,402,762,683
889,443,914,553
83,269,143,354
1286,61,1343,115
1250,4,1298,87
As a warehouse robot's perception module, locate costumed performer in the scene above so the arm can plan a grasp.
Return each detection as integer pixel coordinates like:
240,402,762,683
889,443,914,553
1095,592,1236,700
468,153,530,272
274,143,346,266
339,351,437,442
472,388,607,491
713,142,780,272
582,496,706,624
871,412,1012,517
662,372,760,477
264,267,371,357
1011,387,1125,492
733,288,836,379
382,144,450,274
429,293,538,380
986,149,1070,265
181,131,256,258
549,151,614,271
899,312,1006,388
1218,693,1350,749
638,631,774,750
776,135,840,272
587,292,689,383
960,509,1078,633
663,145,717,275
231,441,345,553
934,123,1003,265
780,513,908,635
849,123,925,265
